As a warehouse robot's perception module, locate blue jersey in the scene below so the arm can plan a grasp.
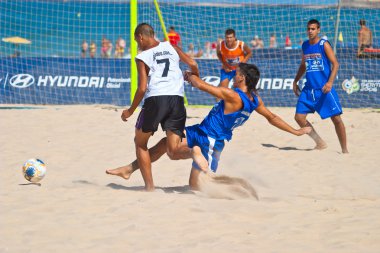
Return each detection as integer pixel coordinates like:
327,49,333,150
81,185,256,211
198,88,259,141
302,39,331,89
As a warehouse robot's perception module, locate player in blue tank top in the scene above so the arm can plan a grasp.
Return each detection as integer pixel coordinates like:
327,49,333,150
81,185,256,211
293,19,348,153
107,63,311,191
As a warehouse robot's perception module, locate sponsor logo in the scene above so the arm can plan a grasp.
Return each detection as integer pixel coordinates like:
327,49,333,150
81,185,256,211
202,76,220,87
304,53,324,72
5,75,130,89
106,77,130,88
187,76,305,90
38,75,129,88
342,76,379,94
258,78,303,90
9,74,34,88
342,76,360,94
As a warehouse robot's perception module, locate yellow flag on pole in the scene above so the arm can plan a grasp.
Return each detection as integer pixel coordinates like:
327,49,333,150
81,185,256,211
338,32,344,42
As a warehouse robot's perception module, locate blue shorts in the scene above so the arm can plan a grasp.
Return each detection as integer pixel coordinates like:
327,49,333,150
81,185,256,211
296,88,343,119
185,124,225,172
220,69,236,82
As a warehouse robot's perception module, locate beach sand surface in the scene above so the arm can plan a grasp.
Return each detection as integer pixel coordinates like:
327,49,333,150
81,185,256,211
1,105,379,253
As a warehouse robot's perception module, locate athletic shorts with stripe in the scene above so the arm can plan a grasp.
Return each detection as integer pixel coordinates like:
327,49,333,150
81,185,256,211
296,87,343,120
135,95,186,137
185,124,225,172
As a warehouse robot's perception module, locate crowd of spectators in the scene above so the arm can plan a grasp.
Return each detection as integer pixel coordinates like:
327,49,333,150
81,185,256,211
79,20,375,59
80,36,129,58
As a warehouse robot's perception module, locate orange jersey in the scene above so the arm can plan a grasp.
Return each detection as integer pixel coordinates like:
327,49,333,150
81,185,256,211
220,40,245,70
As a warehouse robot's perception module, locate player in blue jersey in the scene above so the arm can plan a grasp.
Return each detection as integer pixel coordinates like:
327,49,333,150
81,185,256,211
107,63,311,190
293,19,348,153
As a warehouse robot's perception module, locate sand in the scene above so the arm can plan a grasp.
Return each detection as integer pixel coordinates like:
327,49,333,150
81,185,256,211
1,105,379,253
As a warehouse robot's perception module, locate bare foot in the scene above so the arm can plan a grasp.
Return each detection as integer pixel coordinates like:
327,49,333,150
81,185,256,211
191,146,209,172
105,165,133,180
342,149,349,154
314,141,327,150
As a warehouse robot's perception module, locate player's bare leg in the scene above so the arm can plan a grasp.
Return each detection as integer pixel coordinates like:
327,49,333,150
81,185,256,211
331,115,349,153
191,146,209,172
295,113,327,150
106,137,168,179
189,167,203,190
134,129,155,191
165,131,193,160
106,163,137,180
188,144,211,190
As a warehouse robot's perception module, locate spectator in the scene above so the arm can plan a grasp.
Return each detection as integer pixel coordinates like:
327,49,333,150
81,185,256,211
115,36,126,58
211,38,221,58
251,35,264,49
167,26,182,48
357,19,373,57
81,40,88,58
11,50,21,58
269,33,278,48
250,35,258,49
186,43,203,58
106,40,113,58
204,41,212,58
101,36,109,58
89,41,96,58
257,36,264,49
285,35,292,49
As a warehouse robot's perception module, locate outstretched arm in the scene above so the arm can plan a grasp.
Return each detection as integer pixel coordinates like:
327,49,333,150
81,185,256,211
185,71,239,100
255,96,311,136
173,45,199,77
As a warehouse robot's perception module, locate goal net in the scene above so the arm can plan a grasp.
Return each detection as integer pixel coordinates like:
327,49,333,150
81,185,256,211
1,0,379,107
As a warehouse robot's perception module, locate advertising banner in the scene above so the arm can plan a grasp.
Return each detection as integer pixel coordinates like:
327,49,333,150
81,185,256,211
1,58,379,108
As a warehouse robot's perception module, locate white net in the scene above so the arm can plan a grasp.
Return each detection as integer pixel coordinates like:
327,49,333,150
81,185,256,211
139,0,380,107
0,0,379,107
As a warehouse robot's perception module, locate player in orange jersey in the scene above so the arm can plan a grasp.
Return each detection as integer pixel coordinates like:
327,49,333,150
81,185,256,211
217,28,252,88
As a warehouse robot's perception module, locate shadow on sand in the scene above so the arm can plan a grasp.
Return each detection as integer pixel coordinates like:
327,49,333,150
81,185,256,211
106,183,194,194
261,143,313,151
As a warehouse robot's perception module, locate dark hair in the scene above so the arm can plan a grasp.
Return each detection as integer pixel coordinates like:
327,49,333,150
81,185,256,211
225,28,236,37
170,26,175,30
359,19,366,26
134,23,155,37
307,19,320,28
238,63,260,94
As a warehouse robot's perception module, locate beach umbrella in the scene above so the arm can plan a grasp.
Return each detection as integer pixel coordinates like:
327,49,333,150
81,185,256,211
2,36,31,57
2,36,31,44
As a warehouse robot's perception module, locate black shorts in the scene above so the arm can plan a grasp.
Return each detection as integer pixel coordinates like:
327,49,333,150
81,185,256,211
360,44,371,51
135,95,186,137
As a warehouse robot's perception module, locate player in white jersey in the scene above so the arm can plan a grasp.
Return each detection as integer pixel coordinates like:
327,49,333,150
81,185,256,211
117,23,199,191
107,63,311,190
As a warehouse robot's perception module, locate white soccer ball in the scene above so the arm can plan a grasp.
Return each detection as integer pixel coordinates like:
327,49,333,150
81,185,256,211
22,158,46,183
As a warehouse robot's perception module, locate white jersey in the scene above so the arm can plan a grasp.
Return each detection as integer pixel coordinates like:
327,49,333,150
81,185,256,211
136,41,184,99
